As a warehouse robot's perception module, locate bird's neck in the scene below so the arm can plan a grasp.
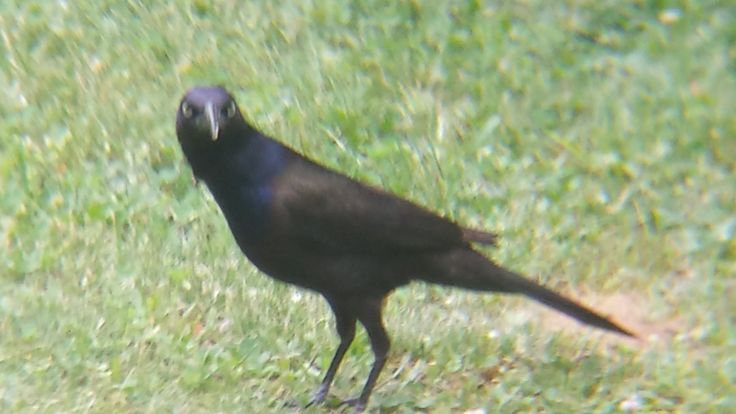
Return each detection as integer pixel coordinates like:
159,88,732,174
198,127,289,190
201,129,289,247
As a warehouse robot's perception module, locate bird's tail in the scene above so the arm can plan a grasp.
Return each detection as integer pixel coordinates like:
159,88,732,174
420,249,636,337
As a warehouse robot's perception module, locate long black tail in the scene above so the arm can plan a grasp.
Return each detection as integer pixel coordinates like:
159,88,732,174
422,250,637,337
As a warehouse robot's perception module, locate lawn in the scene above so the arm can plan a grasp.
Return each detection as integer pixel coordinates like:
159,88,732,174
1,0,734,412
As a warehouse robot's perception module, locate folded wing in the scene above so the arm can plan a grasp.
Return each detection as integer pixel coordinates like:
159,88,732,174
272,154,497,255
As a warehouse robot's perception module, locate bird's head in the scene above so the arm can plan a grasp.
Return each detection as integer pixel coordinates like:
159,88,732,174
176,86,242,145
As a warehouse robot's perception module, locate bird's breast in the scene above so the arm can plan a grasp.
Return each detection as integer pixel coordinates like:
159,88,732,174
206,179,274,246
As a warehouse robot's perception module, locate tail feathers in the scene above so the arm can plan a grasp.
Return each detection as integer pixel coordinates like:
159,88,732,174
425,250,636,337
500,269,636,337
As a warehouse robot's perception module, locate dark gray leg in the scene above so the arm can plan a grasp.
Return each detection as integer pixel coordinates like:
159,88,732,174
307,299,356,406
342,298,390,414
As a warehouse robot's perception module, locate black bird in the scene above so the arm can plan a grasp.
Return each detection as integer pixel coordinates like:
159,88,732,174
175,86,635,413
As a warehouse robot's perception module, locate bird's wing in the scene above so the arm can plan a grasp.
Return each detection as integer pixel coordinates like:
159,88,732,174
272,156,496,254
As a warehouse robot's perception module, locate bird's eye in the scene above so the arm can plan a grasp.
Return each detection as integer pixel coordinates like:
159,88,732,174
222,101,237,118
181,101,194,118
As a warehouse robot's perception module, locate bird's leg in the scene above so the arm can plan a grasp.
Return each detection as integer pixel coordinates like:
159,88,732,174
341,299,390,414
307,300,356,407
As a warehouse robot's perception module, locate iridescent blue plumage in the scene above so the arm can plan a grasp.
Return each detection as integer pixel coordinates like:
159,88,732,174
204,134,286,244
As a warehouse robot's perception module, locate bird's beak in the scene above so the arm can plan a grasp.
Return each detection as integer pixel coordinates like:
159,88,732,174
204,102,219,141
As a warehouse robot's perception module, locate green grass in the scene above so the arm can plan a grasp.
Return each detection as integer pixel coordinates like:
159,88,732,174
1,0,734,412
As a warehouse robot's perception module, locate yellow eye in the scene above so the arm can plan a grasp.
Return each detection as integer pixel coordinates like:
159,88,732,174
181,101,194,118
223,101,237,118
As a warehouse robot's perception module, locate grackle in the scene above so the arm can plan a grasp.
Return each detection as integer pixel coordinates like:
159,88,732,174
175,86,635,413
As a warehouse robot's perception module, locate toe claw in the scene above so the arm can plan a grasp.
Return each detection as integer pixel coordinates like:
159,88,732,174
306,384,329,408
339,398,366,413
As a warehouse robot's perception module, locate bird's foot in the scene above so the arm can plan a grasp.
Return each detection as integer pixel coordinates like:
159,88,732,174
339,397,366,414
305,384,329,408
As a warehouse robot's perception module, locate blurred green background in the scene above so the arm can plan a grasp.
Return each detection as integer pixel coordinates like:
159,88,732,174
0,0,734,412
